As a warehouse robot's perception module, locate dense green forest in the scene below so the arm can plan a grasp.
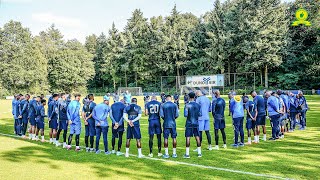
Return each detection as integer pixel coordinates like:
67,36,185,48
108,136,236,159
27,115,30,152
0,0,319,95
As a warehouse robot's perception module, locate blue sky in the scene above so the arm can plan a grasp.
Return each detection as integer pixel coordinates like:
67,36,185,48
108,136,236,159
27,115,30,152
0,0,294,43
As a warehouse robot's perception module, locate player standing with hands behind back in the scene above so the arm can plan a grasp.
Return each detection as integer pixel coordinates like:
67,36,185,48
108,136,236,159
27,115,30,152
183,92,202,158
145,96,162,158
160,95,179,159
123,98,144,158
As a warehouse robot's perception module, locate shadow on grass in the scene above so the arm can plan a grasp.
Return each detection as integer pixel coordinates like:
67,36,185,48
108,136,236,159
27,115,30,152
0,135,264,180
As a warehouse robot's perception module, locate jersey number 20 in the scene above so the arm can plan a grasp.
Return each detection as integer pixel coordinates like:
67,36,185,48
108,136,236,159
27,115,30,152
149,104,159,114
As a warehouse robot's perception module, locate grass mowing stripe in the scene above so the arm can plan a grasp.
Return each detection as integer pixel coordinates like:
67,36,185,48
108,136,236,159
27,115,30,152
0,132,292,180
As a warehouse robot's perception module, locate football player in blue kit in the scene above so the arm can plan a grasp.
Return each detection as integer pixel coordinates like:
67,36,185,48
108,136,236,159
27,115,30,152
28,96,40,140
250,91,267,142
212,90,227,149
243,96,257,144
19,94,30,138
48,94,59,144
110,98,126,155
56,93,70,148
123,98,144,158
195,90,212,150
145,96,162,157
183,92,202,158
92,96,111,155
160,95,179,159
230,95,245,147
35,99,47,142
67,94,82,151
82,94,97,152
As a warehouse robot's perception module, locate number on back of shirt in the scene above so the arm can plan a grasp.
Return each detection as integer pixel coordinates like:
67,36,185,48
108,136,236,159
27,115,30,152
251,104,255,112
149,104,159,114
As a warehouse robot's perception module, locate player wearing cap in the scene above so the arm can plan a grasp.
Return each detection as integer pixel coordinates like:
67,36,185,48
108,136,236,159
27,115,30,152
230,95,245,147
124,98,144,158
92,96,111,155
160,95,179,159
183,92,202,158
67,94,82,151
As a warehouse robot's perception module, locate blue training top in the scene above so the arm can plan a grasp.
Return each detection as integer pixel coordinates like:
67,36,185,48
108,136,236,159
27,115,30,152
110,102,126,126
146,100,161,121
196,95,211,121
212,97,225,119
267,96,280,116
160,101,179,128
253,95,266,116
67,100,81,124
245,101,257,120
184,101,201,128
58,100,69,120
230,98,244,119
124,104,142,126
92,103,110,127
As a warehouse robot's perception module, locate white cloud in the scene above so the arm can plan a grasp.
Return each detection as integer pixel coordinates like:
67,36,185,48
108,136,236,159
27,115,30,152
32,12,86,28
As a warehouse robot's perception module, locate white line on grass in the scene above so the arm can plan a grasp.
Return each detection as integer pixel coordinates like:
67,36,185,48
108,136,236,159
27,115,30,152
0,132,291,180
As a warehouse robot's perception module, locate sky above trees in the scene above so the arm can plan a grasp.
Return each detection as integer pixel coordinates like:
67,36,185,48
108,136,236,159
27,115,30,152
0,0,295,43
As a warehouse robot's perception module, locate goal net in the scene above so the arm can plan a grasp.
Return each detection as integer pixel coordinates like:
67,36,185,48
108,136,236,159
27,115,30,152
118,87,143,96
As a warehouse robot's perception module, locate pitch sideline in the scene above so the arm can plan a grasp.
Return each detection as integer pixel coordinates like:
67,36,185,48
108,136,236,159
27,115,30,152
0,132,291,180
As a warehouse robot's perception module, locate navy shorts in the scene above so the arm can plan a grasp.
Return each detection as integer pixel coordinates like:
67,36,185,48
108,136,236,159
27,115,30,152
246,118,256,130
214,117,226,130
163,128,177,139
185,126,200,137
112,124,124,138
49,119,58,129
126,126,141,139
85,118,96,136
29,115,36,126
59,120,68,131
36,120,44,129
256,115,266,126
148,120,162,135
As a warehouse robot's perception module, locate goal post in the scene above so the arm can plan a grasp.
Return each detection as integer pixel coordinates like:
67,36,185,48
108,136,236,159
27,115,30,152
117,87,143,96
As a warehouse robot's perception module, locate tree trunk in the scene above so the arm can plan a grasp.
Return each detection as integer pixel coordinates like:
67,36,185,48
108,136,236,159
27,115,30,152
264,64,268,88
177,66,180,91
135,73,137,87
125,70,127,87
228,61,231,86
260,68,263,86
113,78,116,92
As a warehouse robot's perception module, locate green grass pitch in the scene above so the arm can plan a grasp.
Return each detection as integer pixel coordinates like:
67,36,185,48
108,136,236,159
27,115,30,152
0,96,319,179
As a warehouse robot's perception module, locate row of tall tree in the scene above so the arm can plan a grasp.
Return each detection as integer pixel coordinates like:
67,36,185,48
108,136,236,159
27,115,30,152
0,0,319,95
